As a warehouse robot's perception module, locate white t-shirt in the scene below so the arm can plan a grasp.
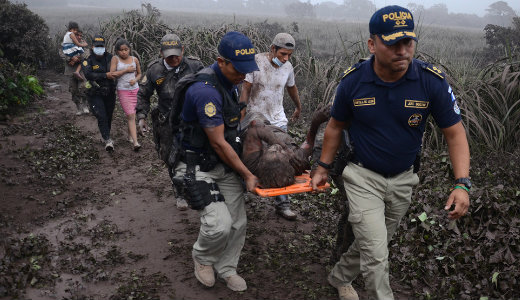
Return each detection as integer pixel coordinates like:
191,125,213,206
245,52,295,128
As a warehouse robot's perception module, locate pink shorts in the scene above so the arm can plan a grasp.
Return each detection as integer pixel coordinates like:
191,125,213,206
117,88,139,115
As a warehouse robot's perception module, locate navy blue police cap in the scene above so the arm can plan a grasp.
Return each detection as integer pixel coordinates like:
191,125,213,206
369,5,417,45
92,34,105,47
218,31,259,74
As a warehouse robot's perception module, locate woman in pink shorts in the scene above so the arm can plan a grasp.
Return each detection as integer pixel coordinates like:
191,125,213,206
110,38,142,151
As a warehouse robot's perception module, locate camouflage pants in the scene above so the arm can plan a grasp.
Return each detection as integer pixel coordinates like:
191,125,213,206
69,75,87,111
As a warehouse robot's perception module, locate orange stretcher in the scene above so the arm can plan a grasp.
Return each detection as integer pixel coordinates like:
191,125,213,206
254,171,330,197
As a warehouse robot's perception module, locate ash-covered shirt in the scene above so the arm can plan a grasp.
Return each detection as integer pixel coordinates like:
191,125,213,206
245,52,295,128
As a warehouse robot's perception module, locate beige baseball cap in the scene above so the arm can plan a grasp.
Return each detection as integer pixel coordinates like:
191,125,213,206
272,33,295,50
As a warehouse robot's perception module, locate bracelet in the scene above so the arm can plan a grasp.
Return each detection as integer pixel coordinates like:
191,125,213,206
317,160,333,170
451,185,469,193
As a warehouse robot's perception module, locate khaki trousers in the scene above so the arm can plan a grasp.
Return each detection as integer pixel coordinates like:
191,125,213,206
174,162,246,278
329,163,419,300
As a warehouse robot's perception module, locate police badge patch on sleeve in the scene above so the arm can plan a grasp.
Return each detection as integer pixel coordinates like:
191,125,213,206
205,102,216,117
453,101,461,115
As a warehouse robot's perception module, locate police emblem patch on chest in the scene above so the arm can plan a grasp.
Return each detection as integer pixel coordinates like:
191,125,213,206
93,65,99,70
82,61,88,66
155,77,165,85
408,113,422,127
205,102,216,117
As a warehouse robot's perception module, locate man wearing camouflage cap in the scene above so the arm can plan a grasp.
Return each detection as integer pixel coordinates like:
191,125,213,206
312,5,470,300
240,32,302,220
136,33,203,210
170,31,260,292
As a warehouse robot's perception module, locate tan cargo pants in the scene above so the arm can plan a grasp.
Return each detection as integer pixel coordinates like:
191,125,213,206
329,162,419,300
173,162,246,279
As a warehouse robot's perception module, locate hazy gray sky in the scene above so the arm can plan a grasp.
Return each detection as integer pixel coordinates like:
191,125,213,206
311,0,519,16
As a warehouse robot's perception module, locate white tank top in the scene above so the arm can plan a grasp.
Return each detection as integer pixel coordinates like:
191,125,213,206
116,56,138,90
62,31,73,45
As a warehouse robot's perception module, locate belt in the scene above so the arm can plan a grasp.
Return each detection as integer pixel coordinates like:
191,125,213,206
350,159,405,179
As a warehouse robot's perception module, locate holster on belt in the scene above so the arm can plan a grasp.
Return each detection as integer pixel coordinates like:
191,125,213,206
182,151,224,210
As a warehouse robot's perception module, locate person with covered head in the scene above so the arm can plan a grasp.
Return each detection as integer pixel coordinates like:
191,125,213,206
240,32,302,220
135,33,203,209
169,31,259,292
311,5,471,300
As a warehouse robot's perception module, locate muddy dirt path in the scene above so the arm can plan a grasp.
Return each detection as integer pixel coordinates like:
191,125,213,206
0,70,418,300
0,70,355,300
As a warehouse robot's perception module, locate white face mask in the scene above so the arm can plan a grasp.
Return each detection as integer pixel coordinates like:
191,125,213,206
93,47,105,56
272,56,284,67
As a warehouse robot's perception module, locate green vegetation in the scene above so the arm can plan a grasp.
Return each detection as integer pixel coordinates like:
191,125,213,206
0,0,50,66
2,2,519,299
0,0,46,115
0,57,44,114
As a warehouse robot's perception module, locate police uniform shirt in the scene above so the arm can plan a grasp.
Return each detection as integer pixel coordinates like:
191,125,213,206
82,52,115,88
182,62,239,129
331,56,462,175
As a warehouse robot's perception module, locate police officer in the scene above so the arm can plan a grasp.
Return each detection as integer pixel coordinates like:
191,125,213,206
136,33,203,210
171,31,259,292
311,6,470,300
82,34,117,151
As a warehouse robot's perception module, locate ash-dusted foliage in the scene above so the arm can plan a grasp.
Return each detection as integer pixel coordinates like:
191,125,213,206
100,4,171,69
420,54,520,153
389,149,520,299
0,234,53,298
484,17,520,61
0,0,50,66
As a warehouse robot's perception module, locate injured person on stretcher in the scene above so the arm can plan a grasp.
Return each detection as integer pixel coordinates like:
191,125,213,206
240,103,331,189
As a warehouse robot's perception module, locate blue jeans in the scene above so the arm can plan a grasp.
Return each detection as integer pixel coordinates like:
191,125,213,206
274,194,290,210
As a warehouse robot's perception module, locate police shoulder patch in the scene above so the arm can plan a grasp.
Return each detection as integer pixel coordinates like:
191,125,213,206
341,66,358,79
155,77,165,85
205,102,216,117
422,63,445,79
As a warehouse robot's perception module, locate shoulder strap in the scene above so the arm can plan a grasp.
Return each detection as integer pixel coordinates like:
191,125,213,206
341,62,362,79
422,63,445,79
168,68,218,128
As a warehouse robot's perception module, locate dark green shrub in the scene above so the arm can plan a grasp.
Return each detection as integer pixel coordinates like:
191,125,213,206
0,57,44,114
0,0,51,66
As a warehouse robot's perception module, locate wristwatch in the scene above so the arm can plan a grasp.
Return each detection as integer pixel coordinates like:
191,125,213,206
317,160,333,170
455,178,472,190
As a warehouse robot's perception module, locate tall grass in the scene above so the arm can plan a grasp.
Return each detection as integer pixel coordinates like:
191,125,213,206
37,6,518,153
461,58,520,152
